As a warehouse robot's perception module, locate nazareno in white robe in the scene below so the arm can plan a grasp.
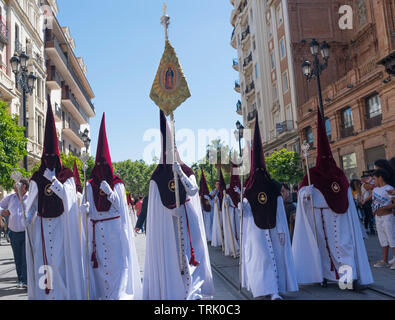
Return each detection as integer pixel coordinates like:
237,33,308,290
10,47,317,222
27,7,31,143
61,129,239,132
292,186,373,285
201,197,212,243
211,194,224,249
83,182,142,300
143,176,215,300
25,177,86,300
222,194,240,257
241,196,298,298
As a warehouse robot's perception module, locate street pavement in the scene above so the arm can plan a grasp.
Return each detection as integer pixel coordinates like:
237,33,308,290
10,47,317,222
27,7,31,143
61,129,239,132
0,231,393,300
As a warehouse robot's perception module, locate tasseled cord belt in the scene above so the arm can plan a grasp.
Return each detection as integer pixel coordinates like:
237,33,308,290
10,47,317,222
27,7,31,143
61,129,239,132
168,199,200,267
90,216,120,268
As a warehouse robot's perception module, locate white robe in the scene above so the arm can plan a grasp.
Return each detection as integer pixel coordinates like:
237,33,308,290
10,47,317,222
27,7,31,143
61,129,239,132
222,195,240,257
25,178,86,300
211,195,224,249
143,176,214,300
241,197,298,298
202,198,212,242
84,182,142,300
292,187,373,285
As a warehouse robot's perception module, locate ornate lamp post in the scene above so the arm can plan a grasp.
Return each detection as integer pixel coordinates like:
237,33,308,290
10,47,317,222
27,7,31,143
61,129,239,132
301,39,330,118
81,128,91,154
10,51,37,170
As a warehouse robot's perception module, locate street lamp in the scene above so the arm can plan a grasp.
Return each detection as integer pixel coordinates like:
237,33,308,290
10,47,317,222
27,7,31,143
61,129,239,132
10,51,36,170
235,121,244,158
81,128,91,153
301,38,330,117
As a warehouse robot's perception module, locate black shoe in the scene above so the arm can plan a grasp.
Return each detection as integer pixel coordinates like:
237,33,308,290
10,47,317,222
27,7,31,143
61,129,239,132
320,278,328,288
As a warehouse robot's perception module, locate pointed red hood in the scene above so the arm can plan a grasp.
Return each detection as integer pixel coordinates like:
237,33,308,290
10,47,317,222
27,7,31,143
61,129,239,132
31,97,73,218
89,113,123,212
199,168,211,212
73,161,82,194
300,108,349,213
244,116,280,229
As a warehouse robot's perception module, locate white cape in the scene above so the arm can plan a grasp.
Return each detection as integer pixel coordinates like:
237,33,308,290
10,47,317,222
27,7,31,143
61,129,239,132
222,195,240,257
83,182,142,300
211,196,224,249
143,177,214,300
292,187,373,285
241,197,298,298
25,178,86,300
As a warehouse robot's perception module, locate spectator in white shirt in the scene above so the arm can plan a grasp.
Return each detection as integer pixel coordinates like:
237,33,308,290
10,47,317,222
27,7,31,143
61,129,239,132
0,179,29,289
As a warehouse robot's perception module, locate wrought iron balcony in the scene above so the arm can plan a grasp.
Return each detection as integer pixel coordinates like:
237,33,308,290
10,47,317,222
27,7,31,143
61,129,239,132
233,58,239,70
340,125,354,139
365,113,382,130
243,52,253,68
241,26,250,42
236,100,242,115
47,65,62,90
245,81,255,94
276,120,294,135
247,109,256,122
234,80,240,93
0,21,8,45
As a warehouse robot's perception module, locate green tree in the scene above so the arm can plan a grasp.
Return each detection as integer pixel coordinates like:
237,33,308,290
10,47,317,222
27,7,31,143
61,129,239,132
265,149,304,185
113,160,157,198
29,152,95,185
0,100,27,190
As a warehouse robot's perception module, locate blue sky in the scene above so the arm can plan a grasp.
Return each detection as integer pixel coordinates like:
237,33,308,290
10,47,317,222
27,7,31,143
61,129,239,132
57,0,241,164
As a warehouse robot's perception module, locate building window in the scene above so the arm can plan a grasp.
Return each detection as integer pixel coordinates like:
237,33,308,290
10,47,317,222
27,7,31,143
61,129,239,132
276,3,283,27
340,107,354,138
357,0,367,28
341,153,358,180
365,146,386,170
365,93,382,119
270,52,275,70
37,116,42,145
305,126,313,147
325,117,331,140
282,71,289,93
272,82,278,101
286,104,293,122
268,20,273,39
279,37,286,59
255,63,259,79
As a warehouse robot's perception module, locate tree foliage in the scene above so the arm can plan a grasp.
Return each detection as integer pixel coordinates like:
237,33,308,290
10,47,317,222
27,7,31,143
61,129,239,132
0,100,28,190
265,149,304,185
29,152,95,185
113,160,157,198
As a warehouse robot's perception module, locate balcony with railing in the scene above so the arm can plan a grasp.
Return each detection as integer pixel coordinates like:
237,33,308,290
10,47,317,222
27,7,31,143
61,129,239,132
340,125,354,139
245,81,255,96
62,113,84,148
236,100,242,115
0,21,8,45
45,30,95,115
234,80,240,93
54,103,62,121
232,58,239,71
243,52,252,69
247,109,256,122
365,113,382,130
62,84,89,124
231,27,236,49
47,65,62,90
241,26,250,42
276,120,294,135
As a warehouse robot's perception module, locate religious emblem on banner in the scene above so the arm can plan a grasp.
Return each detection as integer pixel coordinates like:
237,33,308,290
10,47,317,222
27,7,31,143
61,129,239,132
331,182,341,193
258,192,268,205
150,40,191,115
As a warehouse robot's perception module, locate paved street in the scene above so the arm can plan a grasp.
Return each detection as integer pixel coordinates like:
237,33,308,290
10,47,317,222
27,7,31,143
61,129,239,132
0,232,393,300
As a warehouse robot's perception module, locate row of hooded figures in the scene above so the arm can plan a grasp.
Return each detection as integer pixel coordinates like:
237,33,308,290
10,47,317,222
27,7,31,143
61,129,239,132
21,99,372,300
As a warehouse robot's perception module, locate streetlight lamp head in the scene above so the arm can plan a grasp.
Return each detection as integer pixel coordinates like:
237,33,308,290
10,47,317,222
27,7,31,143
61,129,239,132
236,121,241,130
302,60,312,77
10,54,20,74
320,41,330,60
19,52,29,70
309,38,319,56
27,72,37,91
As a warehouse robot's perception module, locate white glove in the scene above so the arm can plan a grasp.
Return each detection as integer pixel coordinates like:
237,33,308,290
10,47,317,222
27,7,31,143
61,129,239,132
173,162,183,176
43,168,56,182
234,186,241,195
80,202,90,215
278,233,285,246
100,181,113,196
238,201,243,211
204,195,211,201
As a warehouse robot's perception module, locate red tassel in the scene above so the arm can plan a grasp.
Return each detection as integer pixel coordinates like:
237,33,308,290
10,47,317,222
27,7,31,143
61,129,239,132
91,252,99,269
189,247,200,267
